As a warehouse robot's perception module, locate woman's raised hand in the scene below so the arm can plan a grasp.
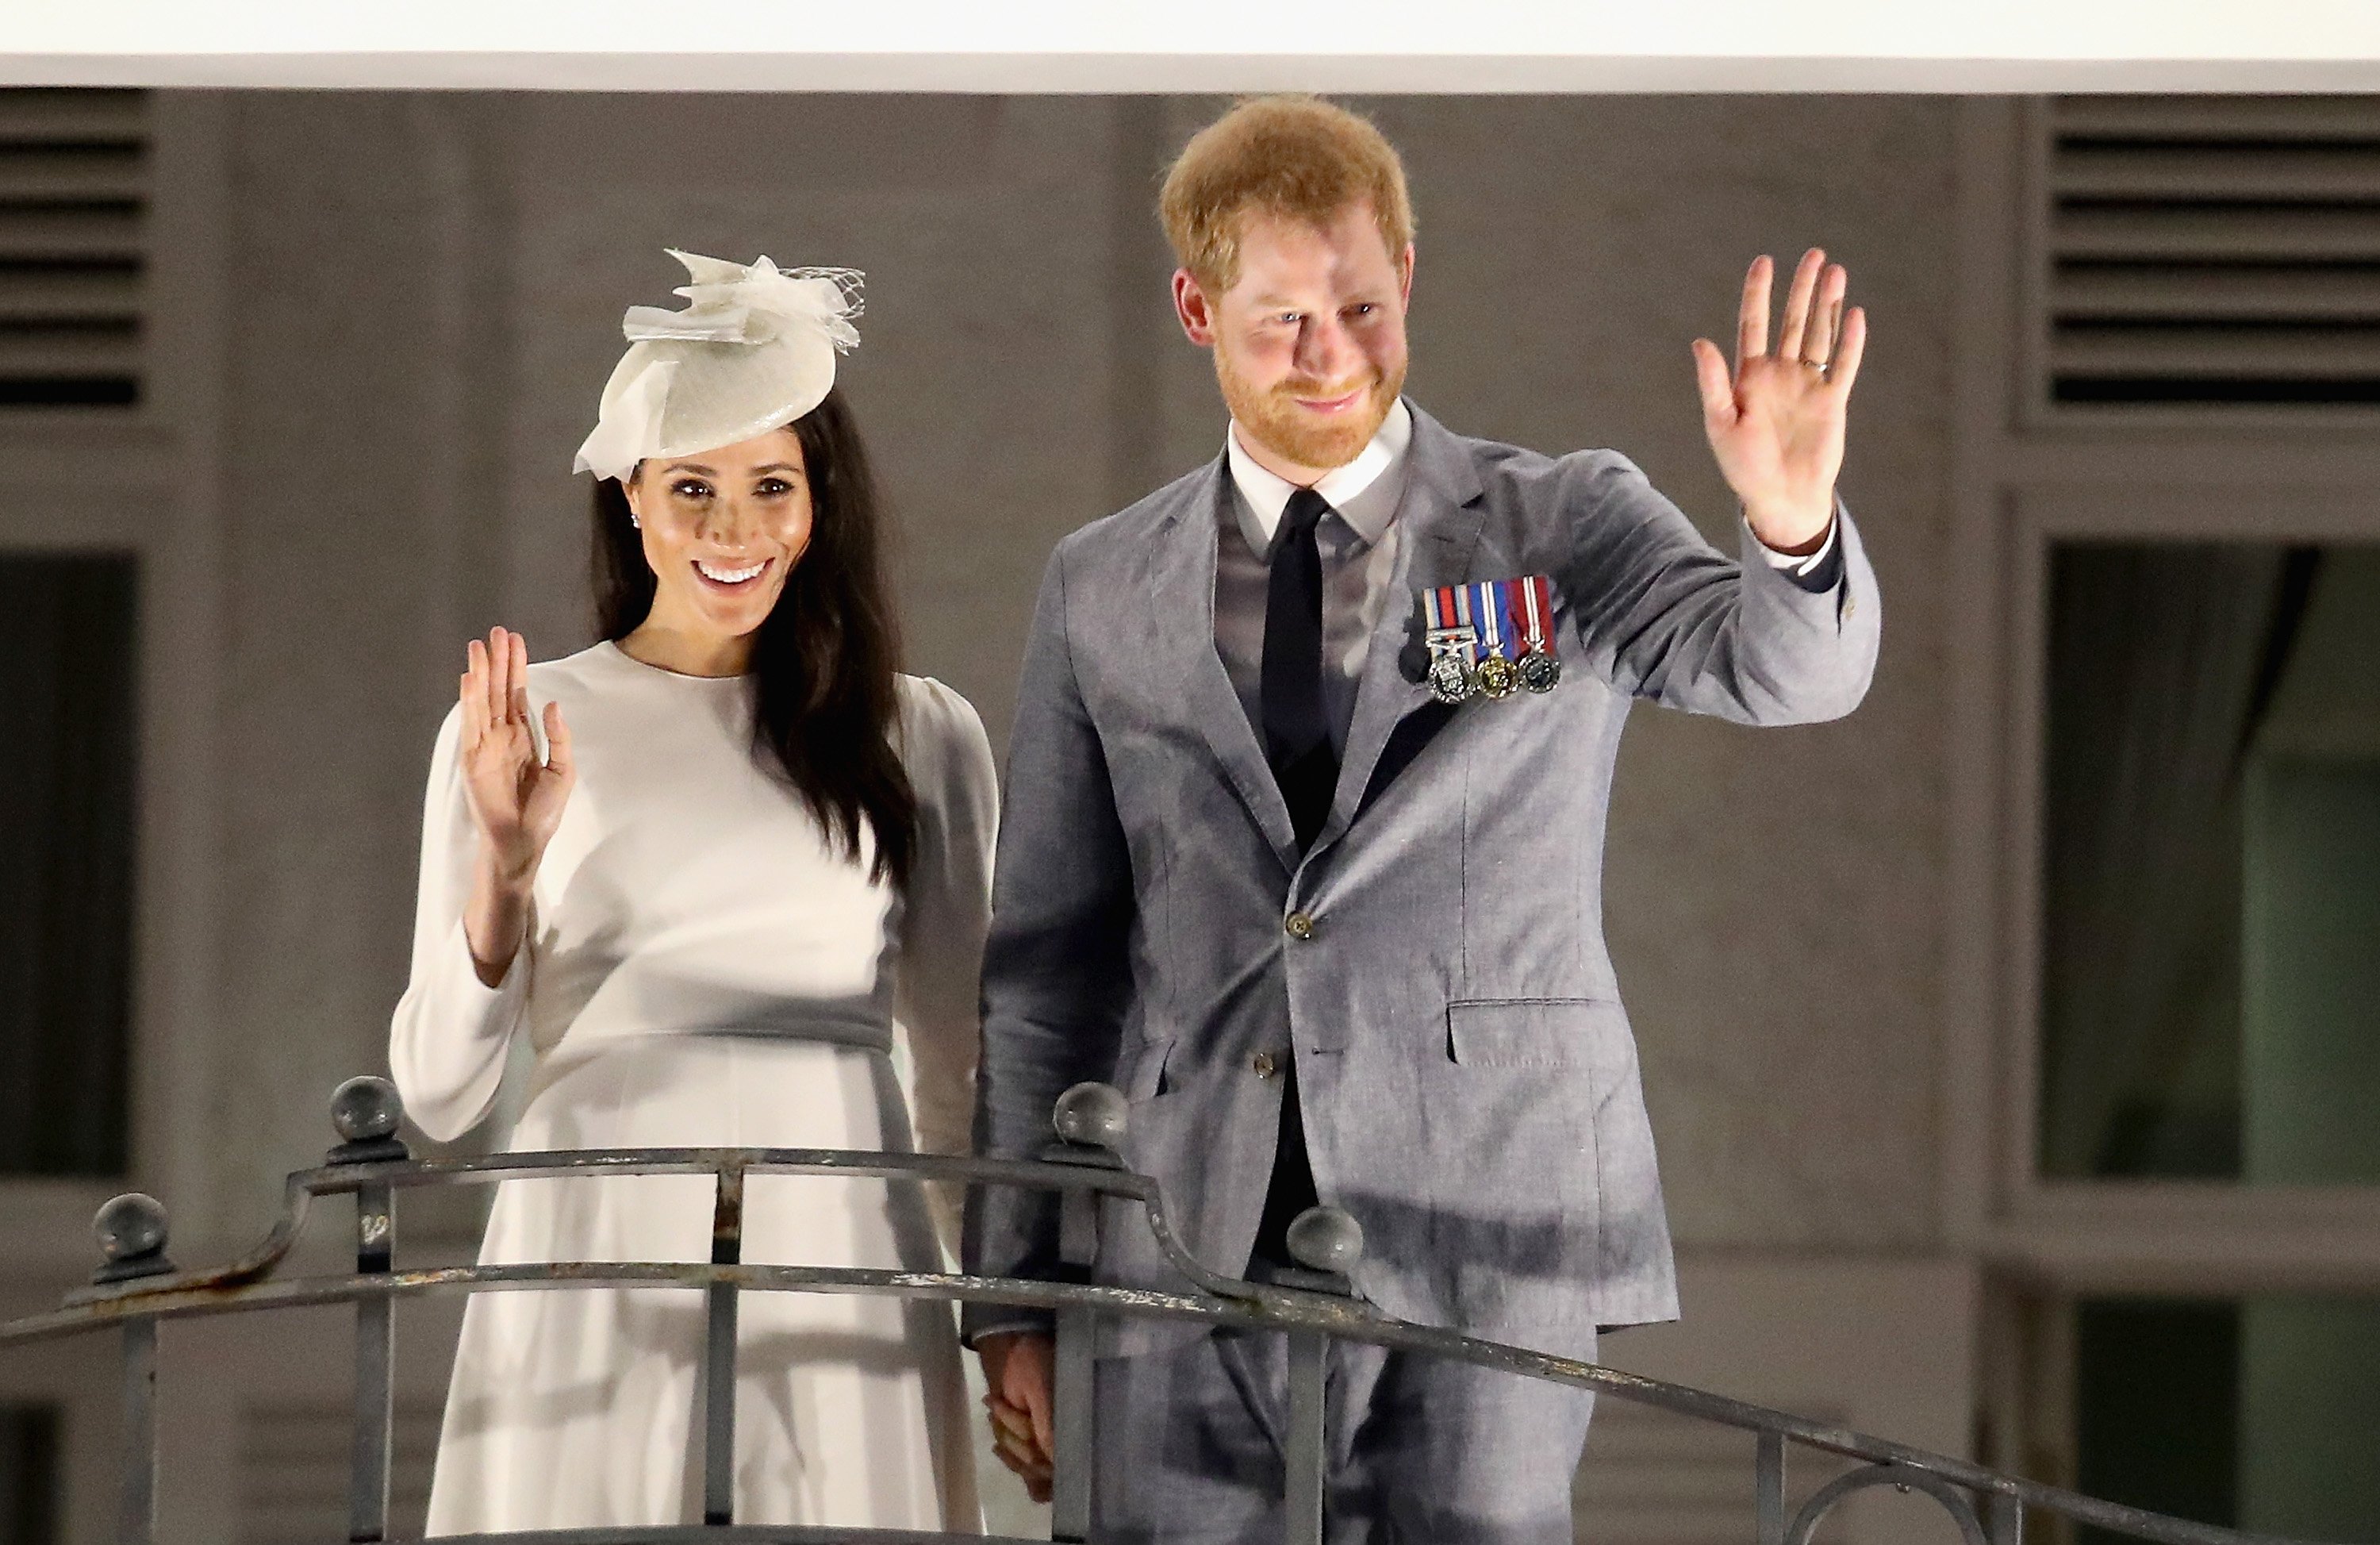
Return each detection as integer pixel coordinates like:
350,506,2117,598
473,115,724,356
459,626,575,886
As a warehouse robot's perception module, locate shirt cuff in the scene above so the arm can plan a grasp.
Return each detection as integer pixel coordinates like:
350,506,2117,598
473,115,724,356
1746,513,1838,578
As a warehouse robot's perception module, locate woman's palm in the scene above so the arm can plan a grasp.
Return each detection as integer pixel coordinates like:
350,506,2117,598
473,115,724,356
459,628,574,874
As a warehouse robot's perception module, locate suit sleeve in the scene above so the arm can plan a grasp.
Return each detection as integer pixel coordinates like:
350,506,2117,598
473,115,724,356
960,543,1138,1346
1553,451,1880,724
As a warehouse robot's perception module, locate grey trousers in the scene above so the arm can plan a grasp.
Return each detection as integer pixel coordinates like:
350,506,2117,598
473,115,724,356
1088,1327,1595,1544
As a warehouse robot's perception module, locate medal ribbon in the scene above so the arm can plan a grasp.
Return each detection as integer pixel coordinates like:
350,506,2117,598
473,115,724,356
1512,574,1554,655
1470,581,1516,660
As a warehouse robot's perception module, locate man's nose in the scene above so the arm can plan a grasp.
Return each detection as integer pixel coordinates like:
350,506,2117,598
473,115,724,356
1295,315,1357,382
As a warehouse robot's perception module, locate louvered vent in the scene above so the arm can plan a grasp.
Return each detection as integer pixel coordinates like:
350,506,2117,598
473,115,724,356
2046,95,2380,409
239,1395,440,1545
0,88,146,409
1572,1401,1852,1545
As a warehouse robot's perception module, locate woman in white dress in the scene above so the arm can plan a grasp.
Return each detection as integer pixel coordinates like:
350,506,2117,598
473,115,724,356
389,252,990,1532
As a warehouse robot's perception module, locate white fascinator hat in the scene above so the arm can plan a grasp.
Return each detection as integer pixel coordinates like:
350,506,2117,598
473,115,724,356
572,249,863,483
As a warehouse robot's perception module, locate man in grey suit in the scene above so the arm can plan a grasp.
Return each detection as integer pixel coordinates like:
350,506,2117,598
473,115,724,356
963,95,1880,1542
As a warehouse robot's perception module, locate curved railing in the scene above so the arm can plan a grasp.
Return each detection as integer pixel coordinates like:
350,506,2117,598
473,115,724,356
0,1078,2320,1545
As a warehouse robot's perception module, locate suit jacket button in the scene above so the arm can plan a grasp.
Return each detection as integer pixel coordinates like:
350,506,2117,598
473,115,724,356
1252,1051,1278,1078
1284,911,1315,940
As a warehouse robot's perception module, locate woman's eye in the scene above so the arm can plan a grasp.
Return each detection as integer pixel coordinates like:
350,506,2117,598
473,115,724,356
670,480,711,499
756,478,793,497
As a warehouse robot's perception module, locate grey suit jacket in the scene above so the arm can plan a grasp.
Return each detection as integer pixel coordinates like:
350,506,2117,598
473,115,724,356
962,402,1880,1359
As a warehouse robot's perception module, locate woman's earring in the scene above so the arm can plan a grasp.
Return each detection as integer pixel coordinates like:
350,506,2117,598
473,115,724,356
629,513,641,530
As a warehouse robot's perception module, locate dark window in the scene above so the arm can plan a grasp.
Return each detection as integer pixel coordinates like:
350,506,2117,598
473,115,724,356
0,551,136,1178
2074,1296,2380,1543
2040,540,2380,1181
0,1404,59,1545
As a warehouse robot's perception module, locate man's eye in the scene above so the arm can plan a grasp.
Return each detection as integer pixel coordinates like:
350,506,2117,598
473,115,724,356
1349,304,1376,317
1276,312,1302,325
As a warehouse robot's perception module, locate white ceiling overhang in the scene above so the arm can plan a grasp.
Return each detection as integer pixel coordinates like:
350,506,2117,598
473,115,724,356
3,0,2379,92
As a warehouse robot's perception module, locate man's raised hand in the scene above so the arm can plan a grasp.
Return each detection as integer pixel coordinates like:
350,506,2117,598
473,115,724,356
1690,248,1867,555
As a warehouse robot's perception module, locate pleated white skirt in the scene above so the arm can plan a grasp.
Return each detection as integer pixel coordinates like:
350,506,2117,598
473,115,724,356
423,1035,980,1533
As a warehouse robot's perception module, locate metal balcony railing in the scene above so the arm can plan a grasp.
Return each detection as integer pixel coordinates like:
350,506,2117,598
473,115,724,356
0,1077,2324,1545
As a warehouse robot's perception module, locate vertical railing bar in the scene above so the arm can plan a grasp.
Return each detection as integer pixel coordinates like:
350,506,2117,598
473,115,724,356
702,1164,744,1526
1050,1187,1099,1543
349,1177,395,1543
1987,1491,2025,1545
1756,1429,1787,1545
117,1318,158,1545
1281,1331,1327,1545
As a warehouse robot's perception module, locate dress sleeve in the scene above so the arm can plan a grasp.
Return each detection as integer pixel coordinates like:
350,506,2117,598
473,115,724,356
892,677,1000,1248
387,703,532,1143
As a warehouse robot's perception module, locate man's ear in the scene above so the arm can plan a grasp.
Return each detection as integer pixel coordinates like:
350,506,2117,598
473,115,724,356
1397,243,1415,309
1173,267,1217,348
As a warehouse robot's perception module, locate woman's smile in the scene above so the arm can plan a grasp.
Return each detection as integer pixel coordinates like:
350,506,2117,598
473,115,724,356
693,556,772,590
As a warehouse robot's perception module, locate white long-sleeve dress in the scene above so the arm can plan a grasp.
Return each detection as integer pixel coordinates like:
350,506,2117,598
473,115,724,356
389,640,994,1534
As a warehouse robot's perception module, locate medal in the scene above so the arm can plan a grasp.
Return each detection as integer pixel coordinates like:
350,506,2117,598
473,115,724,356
1513,573,1562,694
1470,582,1519,699
1423,586,1478,704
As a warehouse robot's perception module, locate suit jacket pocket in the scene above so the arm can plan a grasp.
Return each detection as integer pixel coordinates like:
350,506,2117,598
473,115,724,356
1121,1035,1177,1101
1446,997,1625,1071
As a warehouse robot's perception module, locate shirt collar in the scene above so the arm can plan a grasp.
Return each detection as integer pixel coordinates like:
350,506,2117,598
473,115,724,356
1224,397,1413,556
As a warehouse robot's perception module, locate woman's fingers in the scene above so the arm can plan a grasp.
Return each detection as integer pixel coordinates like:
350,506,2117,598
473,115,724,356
509,630,532,726
489,627,514,725
542,701,573,778
465,638,489,732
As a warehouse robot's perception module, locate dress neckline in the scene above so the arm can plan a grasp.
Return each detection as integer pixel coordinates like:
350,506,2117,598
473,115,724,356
596,639,751,684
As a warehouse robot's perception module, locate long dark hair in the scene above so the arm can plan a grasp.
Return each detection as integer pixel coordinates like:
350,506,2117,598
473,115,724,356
591,387,916,890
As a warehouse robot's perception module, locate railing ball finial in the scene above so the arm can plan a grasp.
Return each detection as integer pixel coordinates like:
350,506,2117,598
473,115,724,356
331,1076,405,1143
1052,1082,1129,1151
1285,1205,1365,1276
90,1193,175,1285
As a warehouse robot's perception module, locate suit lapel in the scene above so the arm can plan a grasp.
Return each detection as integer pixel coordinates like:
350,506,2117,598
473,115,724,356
1145,456,1301,869
1315,405,1488,854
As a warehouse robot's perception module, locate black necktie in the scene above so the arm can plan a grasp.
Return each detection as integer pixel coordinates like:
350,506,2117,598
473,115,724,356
1261,487,1339,851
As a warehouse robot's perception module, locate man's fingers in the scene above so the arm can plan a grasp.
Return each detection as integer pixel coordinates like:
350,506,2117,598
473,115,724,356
1775,248,1825,363
1735,254,1773,371
1691,340,1735,427
1805,264,1847,367
1023,1377,1055,1458
1829,306,1869,396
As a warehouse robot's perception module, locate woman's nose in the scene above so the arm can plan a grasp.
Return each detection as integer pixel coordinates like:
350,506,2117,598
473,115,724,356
701,497,759,547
